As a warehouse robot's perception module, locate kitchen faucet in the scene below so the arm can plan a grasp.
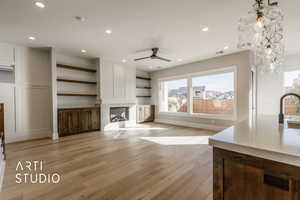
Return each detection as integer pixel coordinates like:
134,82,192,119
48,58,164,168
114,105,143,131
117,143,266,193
279,93,300,124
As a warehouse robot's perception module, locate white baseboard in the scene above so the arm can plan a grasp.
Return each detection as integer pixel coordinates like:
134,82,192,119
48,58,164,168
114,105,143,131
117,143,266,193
6,131,51,143
52,132,59,140
154,119,228,131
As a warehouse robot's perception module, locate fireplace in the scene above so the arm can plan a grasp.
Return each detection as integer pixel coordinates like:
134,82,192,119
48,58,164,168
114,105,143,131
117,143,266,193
110,107,129,122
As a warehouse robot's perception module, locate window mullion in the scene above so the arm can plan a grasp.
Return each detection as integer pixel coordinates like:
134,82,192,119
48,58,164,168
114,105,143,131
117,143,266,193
187,77,192,114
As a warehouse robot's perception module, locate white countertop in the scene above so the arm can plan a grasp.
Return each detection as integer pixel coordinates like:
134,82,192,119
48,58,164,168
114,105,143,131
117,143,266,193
209,115,300,167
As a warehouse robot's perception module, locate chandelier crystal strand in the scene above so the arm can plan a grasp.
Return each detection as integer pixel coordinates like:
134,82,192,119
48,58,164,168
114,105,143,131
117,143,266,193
238,0,284,73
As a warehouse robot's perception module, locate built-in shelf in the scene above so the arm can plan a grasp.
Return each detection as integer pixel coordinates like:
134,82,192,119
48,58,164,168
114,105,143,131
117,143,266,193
57,64,97,73
137,96,152,98
136,86,152,89
136,76,151,81
57,93,97,97
57,78,97,85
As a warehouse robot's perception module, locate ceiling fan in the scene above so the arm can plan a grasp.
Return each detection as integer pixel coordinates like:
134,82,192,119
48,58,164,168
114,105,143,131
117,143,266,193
134,48,171,62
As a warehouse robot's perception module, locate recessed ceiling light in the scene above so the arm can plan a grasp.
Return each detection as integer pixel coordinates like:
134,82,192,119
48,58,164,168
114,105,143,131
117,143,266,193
105,29,112,34
28,36,36,40
202,27,209,32
35,1,45,8
178,58,183,62
81,49,87,53
122,59,127,63
224,46,229,50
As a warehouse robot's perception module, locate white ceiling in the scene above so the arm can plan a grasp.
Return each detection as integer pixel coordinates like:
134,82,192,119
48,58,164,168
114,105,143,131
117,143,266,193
0,0,299,71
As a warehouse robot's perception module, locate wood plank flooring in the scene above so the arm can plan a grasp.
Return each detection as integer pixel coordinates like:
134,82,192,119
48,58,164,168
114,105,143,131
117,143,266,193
0,123,215,200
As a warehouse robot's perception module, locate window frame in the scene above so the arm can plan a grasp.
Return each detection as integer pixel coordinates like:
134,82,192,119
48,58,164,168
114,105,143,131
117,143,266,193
282,66,300,116
158,66,237,120
158,76,189,114
282,66,300,94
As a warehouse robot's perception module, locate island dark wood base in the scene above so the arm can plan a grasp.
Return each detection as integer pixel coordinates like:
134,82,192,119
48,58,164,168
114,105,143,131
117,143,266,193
213,147,300,200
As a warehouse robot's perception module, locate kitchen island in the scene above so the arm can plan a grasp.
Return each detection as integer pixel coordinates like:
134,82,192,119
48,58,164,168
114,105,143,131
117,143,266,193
209,115,300,200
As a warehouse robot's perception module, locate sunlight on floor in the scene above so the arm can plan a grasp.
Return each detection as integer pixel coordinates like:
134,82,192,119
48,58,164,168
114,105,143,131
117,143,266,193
140,136,210,145
118,127,167,130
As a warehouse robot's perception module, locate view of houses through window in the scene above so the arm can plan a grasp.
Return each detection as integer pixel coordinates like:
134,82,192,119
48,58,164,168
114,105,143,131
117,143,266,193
192,72,234,114
284,70,300,116
159,70,235,116
161,79,188,113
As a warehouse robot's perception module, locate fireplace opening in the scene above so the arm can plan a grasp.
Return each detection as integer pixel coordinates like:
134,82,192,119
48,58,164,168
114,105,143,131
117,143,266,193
110,107,129,122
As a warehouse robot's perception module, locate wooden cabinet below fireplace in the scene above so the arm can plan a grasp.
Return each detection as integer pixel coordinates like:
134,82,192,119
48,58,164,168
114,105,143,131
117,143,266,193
58,107,100,137
136,105,155,123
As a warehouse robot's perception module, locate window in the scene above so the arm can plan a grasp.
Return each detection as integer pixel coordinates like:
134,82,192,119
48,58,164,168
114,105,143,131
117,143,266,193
159,67,236,119
160,79,188,113
192,72,234,115
284,70,300,116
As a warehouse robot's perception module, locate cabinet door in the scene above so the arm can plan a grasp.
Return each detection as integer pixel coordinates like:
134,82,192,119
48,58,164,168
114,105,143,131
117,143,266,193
144,105,154,122
150,105,155,121
137,106,145,123
91,108,100,130
223,160,264,200
144,106,151,122
58,110,78,137
79,109,92,132
69,110,80,135
58,110,69,137
223,160,293,200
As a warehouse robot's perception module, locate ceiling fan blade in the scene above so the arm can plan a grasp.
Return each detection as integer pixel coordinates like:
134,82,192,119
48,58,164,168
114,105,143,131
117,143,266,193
134,56,151,61
154,56,171,62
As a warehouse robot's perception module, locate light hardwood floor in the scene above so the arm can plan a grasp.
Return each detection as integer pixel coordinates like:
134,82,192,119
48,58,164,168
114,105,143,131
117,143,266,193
0,123,215,200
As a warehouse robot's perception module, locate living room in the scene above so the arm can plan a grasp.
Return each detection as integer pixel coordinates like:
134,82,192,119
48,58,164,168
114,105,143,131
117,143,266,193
0,0,300,199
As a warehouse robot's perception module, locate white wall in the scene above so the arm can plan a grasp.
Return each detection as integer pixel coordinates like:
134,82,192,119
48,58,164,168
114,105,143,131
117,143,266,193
151,51,251,130
257,53,300,115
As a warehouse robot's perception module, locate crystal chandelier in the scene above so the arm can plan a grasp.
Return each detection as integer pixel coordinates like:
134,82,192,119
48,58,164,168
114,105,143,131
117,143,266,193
238,0,284,73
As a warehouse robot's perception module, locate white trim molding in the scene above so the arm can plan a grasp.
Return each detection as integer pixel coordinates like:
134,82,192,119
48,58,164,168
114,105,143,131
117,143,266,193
154,118,229,132
0,157,6,191
6,130,51,143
